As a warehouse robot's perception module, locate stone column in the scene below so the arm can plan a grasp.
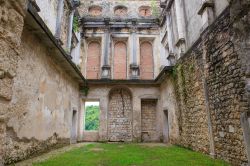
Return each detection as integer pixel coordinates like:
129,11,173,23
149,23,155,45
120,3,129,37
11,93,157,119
130,19,139,79
101,18,111,79
174,0,186,57
55,0,64,42
67,10,75,51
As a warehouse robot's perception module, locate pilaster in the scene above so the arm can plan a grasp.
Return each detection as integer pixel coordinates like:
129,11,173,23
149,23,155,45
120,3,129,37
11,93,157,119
101,18,111,79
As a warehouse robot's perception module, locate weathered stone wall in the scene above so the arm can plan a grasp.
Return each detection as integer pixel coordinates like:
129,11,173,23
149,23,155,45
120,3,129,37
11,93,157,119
159,77,179,144
174,7,250,165
0,0,27,165
2,27,80,164
141,100,157,142
174,42,211,154
0,2,81,163
81,84,163,142
108,88,133,142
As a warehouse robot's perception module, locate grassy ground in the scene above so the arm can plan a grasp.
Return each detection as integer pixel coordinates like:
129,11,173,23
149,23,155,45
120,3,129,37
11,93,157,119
34,143,229,166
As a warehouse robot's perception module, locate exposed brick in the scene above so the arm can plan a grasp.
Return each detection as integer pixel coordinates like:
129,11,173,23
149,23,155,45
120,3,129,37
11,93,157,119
113,42,127,79
86,42,101,79
140,42,154,80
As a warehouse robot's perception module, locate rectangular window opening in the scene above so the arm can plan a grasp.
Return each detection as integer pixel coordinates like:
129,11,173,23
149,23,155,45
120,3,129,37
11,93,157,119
84,101,100,131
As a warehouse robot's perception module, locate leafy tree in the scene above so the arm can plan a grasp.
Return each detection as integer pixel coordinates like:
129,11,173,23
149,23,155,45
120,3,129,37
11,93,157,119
85,105,100,130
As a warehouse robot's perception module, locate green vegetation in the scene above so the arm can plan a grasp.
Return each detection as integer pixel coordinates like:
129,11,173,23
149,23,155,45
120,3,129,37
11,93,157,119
34,143,229,166
73,16,79,32
151,0,159,17
85,105,99,131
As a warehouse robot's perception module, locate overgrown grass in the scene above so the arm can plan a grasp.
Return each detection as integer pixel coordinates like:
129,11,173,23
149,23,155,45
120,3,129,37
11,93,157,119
34,143,229,166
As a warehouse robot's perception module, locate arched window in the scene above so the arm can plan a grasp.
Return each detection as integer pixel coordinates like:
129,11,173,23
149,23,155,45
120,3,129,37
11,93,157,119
86,41,101,79
114,6,128,17
88,6,102,16
139,6,152,17
140,41,154,79
113,41,127,79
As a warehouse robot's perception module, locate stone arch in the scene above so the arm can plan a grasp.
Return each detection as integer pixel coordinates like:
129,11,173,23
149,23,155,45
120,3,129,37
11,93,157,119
139,6,152,17
140,41,154,79
113,41,127,79
114,6,128,16
88,6,102,16
86,41,101,79
108,86,133,142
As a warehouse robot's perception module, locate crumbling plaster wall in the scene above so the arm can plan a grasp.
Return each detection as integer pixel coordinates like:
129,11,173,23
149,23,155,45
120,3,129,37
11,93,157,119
80,84,164,142
0,1,81,163
3,27,80,164
160,77,179,144
0,0,27,165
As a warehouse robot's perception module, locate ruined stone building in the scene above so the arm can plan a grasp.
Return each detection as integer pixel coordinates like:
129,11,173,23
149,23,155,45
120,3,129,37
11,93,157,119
0,0,249,165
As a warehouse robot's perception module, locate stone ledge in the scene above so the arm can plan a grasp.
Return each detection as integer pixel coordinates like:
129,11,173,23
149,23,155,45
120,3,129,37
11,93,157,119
198,1,215,15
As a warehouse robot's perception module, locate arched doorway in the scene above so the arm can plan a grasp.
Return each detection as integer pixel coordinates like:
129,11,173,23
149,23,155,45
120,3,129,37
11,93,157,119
108,87,132,142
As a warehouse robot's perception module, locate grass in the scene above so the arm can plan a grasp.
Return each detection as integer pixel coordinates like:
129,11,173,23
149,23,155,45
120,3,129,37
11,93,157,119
34,143,229,166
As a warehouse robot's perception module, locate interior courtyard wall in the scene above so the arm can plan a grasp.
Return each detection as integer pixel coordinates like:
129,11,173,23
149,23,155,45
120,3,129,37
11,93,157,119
80,84,164,142
0,8,81,163
173,6,249,164
159,77,180,144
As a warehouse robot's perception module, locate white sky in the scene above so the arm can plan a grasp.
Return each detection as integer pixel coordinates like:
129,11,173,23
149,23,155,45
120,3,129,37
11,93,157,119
85,101,99,107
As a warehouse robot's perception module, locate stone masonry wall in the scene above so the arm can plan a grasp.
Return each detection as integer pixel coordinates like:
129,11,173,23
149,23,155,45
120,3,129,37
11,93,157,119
174,41,211,154
141,100,157,142
0,2,81,164
174,7,250,165
0,0,27,165
203,8,248,164
108,88,133,142
2,27,80,164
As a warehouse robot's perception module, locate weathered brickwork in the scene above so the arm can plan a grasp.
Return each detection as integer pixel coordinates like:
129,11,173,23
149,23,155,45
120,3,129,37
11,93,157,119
108,88,132,142
113,42,127,79
140,41,154,80
86,41,101,79
141,100,157,142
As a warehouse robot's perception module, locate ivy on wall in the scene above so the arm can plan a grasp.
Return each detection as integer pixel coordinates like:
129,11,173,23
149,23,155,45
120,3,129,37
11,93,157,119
73,15,79,32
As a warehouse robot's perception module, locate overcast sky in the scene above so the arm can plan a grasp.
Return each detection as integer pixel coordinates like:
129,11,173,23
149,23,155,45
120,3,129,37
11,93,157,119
85,101,99,107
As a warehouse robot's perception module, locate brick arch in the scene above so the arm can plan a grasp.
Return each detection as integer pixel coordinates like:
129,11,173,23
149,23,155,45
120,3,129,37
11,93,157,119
140,41,154,79
139,6,152,17
108,87,133,142
88,6,102,16
86,41,101,79
113,41,127,79
114,6,128,16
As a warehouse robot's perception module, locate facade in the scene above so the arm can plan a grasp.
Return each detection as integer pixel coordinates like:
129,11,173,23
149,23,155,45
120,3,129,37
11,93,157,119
0,0,250,166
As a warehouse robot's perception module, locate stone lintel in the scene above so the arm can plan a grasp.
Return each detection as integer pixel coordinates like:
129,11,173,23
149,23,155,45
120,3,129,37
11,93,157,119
198,1,215,15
